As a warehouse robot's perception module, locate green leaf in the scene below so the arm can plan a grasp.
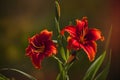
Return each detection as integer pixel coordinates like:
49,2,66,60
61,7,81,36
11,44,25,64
83,51,106,80
0,74,9,80
56,73,61,80
58,62,64,72
60,47,67,61
66,75,70,80
105,26,112,50
0,68,37,80
66,49,70,60
0,77,7,80
94,50,111,80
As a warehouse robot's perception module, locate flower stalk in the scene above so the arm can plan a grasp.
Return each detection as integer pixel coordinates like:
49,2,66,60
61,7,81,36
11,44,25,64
54,1,71,80
24,0,106,80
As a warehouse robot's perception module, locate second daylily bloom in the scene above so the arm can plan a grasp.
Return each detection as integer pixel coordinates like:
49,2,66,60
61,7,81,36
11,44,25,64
61,17,104,61
26,29,57,69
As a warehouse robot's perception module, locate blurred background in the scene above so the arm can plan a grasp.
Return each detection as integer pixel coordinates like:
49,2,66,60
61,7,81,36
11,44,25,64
0,0,120,80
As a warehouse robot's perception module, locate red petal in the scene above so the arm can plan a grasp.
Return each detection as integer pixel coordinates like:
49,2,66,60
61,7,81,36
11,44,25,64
31,53,44,69
61,26,76,37
29,34,43,48
29,29,52,48
85,28,104,41
50,45,57,55
80,41,97,61
40,29,52,40
76,18,88,33
76,19,85,30
26,45,32,56
44,40,57,56
67,37,80,50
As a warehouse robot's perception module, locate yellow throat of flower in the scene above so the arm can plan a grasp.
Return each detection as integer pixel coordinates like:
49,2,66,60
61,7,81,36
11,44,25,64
35,45,45,53
31,42,45,53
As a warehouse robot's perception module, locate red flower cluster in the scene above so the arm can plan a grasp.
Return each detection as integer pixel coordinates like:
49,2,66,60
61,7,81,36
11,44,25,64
26,29,57,69
26,17,104,69
61,17,104,61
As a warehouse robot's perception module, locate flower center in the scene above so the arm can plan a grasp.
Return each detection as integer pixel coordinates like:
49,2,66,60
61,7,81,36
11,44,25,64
31,42,45,53
79,29,86,43
35,45,45,53
79,36,84,43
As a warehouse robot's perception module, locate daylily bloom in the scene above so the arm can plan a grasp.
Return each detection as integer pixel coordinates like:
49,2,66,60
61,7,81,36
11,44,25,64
61,17,104,61
26,29,57,69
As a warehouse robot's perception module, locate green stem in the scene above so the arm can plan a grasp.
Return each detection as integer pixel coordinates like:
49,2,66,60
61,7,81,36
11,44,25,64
56,61,71,80
52,55,63,65
55,1,70,80
55,17,60,34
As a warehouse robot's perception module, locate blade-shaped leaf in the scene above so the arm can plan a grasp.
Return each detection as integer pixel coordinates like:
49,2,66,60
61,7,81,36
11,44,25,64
66,49,70,60
105,26,112,50
94,50,111,80
60,47,67,61
0,74,9,80
0,68,36,80
56,73,61,80
83,51,106,80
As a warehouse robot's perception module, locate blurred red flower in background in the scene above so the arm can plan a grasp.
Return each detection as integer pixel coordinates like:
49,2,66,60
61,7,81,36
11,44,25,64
61,17,104,61
26,29,57,69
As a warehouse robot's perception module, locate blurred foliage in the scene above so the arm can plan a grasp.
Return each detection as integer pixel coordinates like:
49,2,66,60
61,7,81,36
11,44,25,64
0,0,119,80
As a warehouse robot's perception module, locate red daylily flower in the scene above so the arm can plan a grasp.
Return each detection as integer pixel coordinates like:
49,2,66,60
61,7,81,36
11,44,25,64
26,29,57,69
61,17,104,61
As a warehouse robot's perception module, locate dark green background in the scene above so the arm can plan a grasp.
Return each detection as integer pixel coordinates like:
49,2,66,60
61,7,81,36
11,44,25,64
0,0,120,80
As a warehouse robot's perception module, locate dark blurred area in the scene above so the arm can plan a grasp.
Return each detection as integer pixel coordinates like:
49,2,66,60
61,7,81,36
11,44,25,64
0,0,120,80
